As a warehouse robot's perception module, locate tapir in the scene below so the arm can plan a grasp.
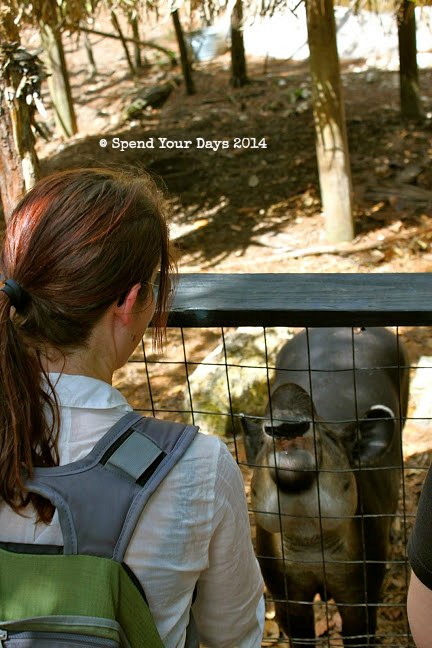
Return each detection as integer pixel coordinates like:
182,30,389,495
242,327,409,647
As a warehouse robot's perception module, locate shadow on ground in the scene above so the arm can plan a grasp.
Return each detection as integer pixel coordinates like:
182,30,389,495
38,62,432,267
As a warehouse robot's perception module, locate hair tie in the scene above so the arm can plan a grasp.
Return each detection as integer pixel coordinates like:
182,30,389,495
0,279,29,312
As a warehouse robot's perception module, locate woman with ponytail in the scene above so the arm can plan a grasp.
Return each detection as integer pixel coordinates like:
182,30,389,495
0,168,264,648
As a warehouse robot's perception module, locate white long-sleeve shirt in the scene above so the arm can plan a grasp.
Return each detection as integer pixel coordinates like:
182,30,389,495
0,373,265,648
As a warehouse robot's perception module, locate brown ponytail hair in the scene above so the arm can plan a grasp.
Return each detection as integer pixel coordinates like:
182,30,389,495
0,167,175,521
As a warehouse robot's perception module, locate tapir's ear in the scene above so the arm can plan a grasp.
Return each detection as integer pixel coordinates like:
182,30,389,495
240,415,264,465
351,405,396,467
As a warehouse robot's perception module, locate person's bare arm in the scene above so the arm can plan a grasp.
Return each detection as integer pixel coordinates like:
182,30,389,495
407,570,432,647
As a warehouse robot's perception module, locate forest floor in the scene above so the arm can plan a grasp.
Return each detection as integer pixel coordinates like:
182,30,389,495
28,16,432,646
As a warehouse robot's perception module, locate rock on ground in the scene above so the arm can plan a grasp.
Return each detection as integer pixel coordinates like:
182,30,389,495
184,327,292,438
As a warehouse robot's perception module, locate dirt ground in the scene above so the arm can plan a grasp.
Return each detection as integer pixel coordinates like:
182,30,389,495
23,15,432,646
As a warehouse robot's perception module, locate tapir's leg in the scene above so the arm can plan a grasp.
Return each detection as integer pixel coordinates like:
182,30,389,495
274,598,315,648
261,566,315,647
256,525,317,648
339,605,374,647
258,528,317,646
341,561,385,644
333,587,377,647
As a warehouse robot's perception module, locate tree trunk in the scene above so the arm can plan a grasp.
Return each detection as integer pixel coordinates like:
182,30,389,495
306,0,354,243
397,0,423,120
40,23,78,139
230,0,248,87
83,29,97,79
0,21,40,220
111,10,135,76
0,89,27,221
172,9,195,95
129,13,143,69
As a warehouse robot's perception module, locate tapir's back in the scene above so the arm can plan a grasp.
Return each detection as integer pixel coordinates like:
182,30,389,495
273,327,409,425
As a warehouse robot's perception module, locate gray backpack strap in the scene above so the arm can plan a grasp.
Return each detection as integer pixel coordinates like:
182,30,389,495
109,416,199,561
26,413,198,560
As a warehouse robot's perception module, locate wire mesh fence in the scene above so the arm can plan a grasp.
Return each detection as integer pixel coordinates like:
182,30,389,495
115,273,432,648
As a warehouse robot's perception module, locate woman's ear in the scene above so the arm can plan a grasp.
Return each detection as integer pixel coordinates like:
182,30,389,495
114,283,142,326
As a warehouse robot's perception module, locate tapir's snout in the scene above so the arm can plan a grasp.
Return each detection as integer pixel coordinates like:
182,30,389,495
261,414,320,493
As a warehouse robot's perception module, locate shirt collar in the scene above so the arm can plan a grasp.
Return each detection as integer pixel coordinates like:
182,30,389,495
47,373,131,411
